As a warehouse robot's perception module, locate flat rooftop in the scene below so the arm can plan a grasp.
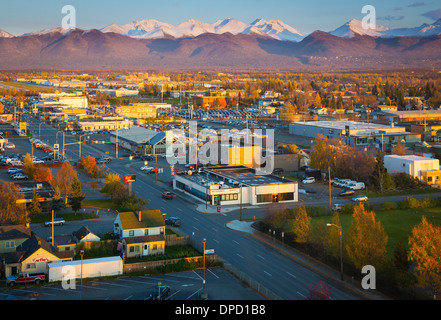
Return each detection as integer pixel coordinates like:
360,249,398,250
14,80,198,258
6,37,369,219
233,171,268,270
292,120,394,131
178,166,296,187
207,166,295,186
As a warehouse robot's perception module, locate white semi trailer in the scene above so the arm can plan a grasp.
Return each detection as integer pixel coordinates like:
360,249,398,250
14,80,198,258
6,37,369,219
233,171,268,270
47,256,123,282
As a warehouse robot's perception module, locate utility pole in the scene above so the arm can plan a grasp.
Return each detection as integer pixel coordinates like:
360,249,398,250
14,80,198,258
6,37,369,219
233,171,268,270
328,165,332,211
51,210,55,248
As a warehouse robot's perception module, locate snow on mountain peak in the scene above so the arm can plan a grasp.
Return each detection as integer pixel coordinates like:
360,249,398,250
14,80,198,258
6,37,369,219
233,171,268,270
99,18,305,41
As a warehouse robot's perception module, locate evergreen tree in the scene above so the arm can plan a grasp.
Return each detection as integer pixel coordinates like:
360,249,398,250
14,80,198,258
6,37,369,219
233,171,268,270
51,186,66,212
68,177,85,214
28,189,42,216
370,150,387,192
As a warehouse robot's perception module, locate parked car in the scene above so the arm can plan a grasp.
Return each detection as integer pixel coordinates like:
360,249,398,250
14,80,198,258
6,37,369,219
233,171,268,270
339,189,355,197
352,195,369,203
162,192,173,200
6,272,46,287
335,179,351,188
141,155,154,161
165,217,181,227
12,174,28,180
332,204,344,212
146,285,170,300
302,177,316,184
5,142,15,149
44,217,66,227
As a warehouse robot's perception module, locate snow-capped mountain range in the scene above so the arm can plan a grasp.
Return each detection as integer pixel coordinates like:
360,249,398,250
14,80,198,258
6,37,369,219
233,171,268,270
1,18,441,42
100,18,305,42
329,18,441,39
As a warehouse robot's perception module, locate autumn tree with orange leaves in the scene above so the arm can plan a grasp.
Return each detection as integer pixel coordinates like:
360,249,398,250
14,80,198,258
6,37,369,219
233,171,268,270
408,216,441,299
345,204,388,270
33,167,55,185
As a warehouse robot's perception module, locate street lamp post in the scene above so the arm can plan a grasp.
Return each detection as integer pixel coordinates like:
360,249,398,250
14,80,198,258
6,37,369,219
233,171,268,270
80,250,84,298
201,238,207,299
327,223,344,281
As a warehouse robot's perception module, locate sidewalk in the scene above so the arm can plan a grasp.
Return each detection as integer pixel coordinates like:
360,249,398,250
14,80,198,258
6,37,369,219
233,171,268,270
226,219,390,300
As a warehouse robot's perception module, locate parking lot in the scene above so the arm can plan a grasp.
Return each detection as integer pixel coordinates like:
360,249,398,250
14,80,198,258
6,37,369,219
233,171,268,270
0,268,266,300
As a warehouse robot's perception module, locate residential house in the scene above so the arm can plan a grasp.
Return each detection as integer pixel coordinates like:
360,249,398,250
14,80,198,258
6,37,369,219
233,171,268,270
3,235,75,278
73,226,101,244
0,225,32,255
114,210,166,258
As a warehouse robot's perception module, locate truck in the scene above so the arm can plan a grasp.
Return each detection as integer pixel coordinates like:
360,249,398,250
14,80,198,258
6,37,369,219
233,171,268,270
6,272,46,286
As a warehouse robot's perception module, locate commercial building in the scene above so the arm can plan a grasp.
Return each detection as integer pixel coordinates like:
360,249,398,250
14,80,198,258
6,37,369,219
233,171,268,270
109,125,184,155
378,110,441,123
384,154,441,186
77,119,132,132
289,120,421,149
174,166,298,206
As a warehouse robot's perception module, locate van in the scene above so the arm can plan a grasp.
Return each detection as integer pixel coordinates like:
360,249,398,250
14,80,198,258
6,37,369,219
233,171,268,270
349,182,366,190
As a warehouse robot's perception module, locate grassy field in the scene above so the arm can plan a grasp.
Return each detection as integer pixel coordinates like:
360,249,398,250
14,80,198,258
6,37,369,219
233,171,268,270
312,207,441,256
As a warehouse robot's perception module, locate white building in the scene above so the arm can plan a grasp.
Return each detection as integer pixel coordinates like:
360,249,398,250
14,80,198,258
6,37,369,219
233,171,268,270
174,166,298,206
384,155,440,180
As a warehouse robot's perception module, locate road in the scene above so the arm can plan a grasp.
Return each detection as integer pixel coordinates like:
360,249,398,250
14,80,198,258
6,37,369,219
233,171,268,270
18,114,394,300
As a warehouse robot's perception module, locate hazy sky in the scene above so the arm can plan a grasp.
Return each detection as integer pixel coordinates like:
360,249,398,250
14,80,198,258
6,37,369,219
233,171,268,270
1,0,440,35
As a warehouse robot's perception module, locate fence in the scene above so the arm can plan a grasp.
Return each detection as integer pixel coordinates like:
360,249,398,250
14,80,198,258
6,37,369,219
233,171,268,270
222,262,283,300
123,255,219,273
165,234,190,247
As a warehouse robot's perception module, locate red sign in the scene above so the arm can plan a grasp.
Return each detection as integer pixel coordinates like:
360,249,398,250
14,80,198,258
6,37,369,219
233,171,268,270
154,167,159,175
124,174,136,183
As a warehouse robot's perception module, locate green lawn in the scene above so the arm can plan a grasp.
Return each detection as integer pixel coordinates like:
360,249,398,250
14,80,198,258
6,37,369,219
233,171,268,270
312,207,441,256
82,199,121,211
30,211,99,224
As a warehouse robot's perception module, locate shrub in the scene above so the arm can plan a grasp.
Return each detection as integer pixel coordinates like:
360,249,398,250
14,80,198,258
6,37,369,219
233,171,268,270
381,202,397,211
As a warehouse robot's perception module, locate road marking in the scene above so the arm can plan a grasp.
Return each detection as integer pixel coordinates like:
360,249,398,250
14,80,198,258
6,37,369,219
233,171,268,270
192,270,203,281
236,253,244,259
213,239,219,243
177,208,183,212
186,288,202,300
207,268,219,279
193,217,200,221
91,281,131,288
124,295,133,300
211,227,218,232
116,278,157,285
257,254,266,260
263,270,272,277
286,272,297,279
167,289,181,300
233,240,240,245
140,276,181,283
297,291,306,298
81,284,108,291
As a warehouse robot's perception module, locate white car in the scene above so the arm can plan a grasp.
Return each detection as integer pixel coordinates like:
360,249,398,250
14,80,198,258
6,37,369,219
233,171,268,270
140,166,154,172
5,143,15,149
33,159,44,164
352,195,369,203
302,177,316,184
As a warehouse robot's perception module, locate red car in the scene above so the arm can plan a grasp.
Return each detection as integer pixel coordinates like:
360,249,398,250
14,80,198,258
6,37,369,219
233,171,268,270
162,192,173,200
